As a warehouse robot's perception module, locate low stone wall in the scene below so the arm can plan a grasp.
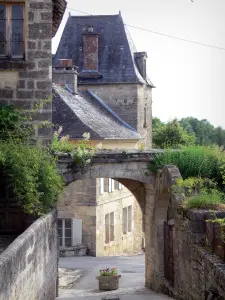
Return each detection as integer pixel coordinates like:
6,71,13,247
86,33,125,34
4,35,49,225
0,210,58,300
165,195,225,299
59,245,87,257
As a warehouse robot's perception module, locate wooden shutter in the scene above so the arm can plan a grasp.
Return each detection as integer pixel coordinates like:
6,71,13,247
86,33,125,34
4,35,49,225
122,207,127,234
110,212,114,241
72,219,82,246
128,205,132,232
105,213,110,243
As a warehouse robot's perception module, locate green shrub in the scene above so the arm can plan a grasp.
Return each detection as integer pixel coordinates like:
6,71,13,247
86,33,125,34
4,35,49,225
0,141,64,215
51,129,95,169
184,189,225,209
174,177,217,196
0,104,33,141
152,146,223,186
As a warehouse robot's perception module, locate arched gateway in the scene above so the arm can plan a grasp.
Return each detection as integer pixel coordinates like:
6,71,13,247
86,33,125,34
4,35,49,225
57,150,181,292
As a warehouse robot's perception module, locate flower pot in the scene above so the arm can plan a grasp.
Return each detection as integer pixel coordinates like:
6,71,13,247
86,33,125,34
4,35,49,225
96,275,121,291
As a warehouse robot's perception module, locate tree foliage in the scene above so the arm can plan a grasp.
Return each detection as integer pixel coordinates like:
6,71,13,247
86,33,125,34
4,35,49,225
153,119,195,148
153,116,225,148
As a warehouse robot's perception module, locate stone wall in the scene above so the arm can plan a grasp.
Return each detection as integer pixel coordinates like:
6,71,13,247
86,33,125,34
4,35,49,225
0,0,53,141
154,166,225,300
167,207,225,300
0,210,58,300
78,83,152,146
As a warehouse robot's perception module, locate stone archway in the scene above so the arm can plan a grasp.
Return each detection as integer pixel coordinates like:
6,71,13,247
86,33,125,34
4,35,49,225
57,152,181,292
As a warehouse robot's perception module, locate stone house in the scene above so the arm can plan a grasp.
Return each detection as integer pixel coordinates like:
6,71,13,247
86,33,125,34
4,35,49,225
53,13,154,256
0,0,66,239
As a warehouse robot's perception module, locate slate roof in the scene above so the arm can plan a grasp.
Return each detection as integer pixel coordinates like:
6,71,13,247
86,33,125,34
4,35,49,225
52,84,141,140
53,14,154,86
52,0,67,37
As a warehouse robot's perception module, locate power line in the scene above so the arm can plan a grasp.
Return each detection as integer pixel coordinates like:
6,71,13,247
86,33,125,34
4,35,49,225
66,7,225,51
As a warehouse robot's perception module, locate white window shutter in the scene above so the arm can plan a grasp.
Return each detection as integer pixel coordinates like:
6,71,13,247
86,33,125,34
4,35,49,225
72,219,82,246
108,178,112,192
100,178,104,195
111,179,115,191
119,183,123,190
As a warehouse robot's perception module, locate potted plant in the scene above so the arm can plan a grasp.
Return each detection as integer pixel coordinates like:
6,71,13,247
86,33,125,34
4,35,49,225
96,268,121,291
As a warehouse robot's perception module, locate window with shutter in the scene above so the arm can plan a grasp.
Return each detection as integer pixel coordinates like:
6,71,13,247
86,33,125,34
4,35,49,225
105,212,114,243
0,3,24,58
122,205,132,234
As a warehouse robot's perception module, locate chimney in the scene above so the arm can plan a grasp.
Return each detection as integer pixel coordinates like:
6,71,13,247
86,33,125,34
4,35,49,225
134,52,147,80
79,25,102,78
52,59,78,94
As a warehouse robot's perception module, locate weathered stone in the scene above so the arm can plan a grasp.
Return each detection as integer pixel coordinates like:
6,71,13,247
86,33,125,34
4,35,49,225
17,80,26,89
16,90,34,99
0,211,58,300
29,24,52,39
0,89,13,99
27,80,34,89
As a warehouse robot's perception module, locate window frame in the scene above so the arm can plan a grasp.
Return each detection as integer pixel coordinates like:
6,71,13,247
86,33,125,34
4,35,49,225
58,218,72,248
0,2,25,59
122,205,133,235
105,212,114,244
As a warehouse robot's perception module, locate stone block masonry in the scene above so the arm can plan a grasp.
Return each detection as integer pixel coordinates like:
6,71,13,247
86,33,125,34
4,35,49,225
0,0,53,141
0,210,58,300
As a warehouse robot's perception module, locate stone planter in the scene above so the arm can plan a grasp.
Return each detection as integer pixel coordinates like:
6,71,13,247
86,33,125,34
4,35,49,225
97,275,121,291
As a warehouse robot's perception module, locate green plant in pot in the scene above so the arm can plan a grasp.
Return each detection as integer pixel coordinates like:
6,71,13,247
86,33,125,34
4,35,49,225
97,268,121,291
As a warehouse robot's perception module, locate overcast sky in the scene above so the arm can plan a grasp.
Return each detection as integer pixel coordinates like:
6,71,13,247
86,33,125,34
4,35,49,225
52,0,225,128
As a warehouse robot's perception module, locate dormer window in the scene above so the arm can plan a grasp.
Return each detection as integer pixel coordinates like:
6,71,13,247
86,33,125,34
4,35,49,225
87,25,94,33
0,3,24,59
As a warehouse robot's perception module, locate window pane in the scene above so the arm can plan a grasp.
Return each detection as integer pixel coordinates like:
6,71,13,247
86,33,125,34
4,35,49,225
110,212,114,241
0,4,6,19
59,237,63,247
65,219,72,228
0,20,6,55
58,228,63,238
65,228,72,238
12,4,23,19
58,219,62,228
0,4,6,56
65,237,72,247
11,19,24,57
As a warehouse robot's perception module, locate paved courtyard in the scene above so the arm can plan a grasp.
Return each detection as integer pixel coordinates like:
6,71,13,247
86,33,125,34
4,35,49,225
57,254,173,300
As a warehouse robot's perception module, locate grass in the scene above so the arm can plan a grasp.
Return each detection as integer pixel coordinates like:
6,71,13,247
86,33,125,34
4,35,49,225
183,189,225,210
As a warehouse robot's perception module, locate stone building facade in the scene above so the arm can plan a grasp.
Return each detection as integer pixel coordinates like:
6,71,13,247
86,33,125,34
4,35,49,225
0,0,66,141
0,0,66,235
58,179,143,256
53,13,154,256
